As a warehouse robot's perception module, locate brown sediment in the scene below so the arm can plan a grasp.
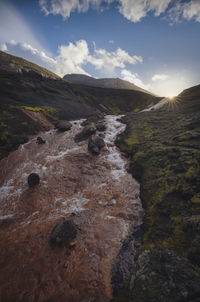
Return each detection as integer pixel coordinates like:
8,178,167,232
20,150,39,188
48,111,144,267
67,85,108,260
0,116,143,302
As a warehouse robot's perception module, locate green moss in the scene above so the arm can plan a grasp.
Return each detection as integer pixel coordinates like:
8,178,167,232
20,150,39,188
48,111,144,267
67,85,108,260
109,106,122,115
21,106,58,121
0,130,10,143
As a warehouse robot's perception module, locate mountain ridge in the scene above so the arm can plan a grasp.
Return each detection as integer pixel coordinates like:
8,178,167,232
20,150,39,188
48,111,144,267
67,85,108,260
63,73,156,96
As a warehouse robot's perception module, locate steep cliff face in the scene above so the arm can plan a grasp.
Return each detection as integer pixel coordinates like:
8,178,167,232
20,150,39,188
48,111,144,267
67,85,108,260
115,85,200,301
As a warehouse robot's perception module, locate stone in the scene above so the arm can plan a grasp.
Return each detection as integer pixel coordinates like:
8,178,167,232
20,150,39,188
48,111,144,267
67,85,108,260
75,123,96,142
50,219,77,246
96,121,106,132
88,135,105,155
55,120,72,132
37,136,45,144
129,249,200,302
27,173,40,187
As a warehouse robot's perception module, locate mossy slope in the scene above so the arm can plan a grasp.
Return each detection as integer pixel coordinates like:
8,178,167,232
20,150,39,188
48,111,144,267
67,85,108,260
115,85,200,301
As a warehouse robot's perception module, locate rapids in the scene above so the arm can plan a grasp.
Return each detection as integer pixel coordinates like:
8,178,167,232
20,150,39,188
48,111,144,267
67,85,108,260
0,115,143,302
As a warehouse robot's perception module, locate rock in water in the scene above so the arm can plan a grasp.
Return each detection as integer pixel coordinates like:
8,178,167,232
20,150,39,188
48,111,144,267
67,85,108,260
37,136,46,144
50,219,77,246
96,121,106,132
27,173,40,187
55,120,72,132
75,123,96,142
88,135,105,155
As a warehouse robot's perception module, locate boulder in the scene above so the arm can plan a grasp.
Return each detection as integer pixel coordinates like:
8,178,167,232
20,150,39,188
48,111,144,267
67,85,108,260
27,173,40,187
75,123,96,142
55,120,72,132
50,219,77,246
37,136,45,144
96,121,106,132
88,135,105,155
129,249,200,302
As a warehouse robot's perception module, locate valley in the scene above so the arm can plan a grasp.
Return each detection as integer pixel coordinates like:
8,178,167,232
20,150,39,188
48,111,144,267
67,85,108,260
0,51,200,302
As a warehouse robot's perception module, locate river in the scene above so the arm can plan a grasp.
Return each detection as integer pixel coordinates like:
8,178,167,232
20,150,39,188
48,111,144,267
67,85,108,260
0,115,143,302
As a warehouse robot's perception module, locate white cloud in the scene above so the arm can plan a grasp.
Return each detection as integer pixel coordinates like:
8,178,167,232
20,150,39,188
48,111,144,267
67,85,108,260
169,0,200,23
88,47,142,73
2,39,142,77
152,74,169,81
183,1,200,22
55,40,90,75
121,69,151,90
39,0,200,23
118,0,172,23
39,0,112,19
1,40,56,71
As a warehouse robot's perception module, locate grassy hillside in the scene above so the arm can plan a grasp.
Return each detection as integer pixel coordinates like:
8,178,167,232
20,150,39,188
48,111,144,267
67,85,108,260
114,85,200,301
0,51,60,79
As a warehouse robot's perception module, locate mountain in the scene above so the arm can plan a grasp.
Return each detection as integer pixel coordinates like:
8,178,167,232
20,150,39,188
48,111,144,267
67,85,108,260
63,73,155,95
0,51,160,159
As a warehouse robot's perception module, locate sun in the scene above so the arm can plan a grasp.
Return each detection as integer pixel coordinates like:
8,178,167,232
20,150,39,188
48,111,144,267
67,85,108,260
167,92,176,99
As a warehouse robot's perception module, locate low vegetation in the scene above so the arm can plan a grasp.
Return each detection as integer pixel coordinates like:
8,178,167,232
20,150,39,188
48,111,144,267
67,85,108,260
115,85,200,301
21,106,58,121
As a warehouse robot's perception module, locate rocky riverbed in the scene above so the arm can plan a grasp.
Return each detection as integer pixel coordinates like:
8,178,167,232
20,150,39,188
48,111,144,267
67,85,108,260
0,115,143,302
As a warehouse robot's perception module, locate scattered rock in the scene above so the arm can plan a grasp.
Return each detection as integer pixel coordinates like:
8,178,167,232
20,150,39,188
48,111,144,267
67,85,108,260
36,136,45,144
88,135,105,155
50,219,77,246
75,123,96,142
27,173,40,187
55,120,72,132
108,199,117,206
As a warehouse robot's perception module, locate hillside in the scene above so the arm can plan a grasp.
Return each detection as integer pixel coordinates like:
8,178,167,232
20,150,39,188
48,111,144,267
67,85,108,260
0,51,160,159
114,84,200,301
63,73,155,95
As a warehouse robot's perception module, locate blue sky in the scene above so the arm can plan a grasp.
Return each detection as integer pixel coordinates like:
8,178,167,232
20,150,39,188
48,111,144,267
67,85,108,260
0,0,200,97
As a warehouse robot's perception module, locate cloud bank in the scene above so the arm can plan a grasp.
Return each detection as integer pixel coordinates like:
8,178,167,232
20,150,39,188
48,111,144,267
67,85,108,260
39,0,200,23
1,39,143,77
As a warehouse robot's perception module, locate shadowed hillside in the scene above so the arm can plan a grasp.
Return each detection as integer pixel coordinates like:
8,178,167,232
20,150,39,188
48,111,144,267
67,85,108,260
64,73,155,95
0,51,160,159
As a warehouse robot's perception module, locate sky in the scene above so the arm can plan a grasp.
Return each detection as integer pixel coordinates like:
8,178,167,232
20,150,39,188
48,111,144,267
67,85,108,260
0,0,200,97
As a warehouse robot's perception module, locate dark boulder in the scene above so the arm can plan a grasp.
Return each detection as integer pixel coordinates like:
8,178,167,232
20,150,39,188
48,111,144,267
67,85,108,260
75,123,96,142
96,121,106,132
37,136,45,144
50,219,77,246
129,249,200,302
88,135,105,155
27,173,40,187
55,120,72,132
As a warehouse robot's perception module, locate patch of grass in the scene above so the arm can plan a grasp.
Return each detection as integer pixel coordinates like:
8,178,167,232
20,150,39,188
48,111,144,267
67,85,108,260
21,106,58,121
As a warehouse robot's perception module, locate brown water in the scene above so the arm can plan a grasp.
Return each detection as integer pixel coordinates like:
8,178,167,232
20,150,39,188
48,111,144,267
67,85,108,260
0,115,143,302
